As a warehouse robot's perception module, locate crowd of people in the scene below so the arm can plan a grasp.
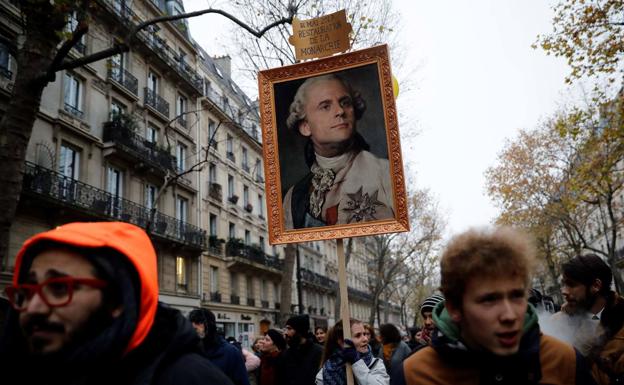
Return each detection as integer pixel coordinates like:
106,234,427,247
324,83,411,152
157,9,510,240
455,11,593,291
0,222,623,384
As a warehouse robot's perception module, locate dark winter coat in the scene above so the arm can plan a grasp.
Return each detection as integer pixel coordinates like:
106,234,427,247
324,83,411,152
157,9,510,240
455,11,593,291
277,337,323,385
260,350,284,385
0,222,233,385
392,303,596,385
201,335,251,385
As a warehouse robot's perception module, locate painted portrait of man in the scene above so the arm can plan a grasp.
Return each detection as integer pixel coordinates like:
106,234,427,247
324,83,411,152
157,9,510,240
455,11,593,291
277,66,395,230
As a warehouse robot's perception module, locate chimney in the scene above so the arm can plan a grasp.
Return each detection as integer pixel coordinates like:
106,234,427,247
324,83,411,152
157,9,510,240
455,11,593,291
213,55,231,78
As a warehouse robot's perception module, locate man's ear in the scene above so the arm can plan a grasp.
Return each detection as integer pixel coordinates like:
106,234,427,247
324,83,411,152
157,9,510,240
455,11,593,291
590,278,602,295
298,121,311,137
444,300,462,323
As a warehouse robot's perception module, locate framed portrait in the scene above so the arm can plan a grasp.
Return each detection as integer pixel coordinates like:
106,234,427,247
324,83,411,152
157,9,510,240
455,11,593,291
258,45,409,244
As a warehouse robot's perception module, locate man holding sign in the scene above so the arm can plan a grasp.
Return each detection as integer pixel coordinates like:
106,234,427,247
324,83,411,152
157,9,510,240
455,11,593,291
282,74,394,229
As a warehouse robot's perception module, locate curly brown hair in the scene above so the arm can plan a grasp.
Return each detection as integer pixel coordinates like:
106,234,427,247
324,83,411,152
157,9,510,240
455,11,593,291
441,227,535,307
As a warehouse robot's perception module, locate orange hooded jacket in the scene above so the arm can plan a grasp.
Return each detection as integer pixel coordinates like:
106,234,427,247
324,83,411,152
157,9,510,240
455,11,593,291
12,221,158,354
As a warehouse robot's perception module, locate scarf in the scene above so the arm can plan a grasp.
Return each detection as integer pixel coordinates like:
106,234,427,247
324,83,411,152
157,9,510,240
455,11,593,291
308,152,351,219
321,345,374,385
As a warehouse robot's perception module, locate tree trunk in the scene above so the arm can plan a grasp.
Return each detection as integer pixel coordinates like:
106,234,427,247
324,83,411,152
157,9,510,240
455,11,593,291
278,243,296,326
0,17,61,267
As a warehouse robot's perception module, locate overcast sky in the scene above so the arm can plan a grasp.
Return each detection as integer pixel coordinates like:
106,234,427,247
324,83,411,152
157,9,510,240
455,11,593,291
185,0,577,238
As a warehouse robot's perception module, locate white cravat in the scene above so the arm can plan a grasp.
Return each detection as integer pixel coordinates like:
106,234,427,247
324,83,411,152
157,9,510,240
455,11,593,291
308,153,351,218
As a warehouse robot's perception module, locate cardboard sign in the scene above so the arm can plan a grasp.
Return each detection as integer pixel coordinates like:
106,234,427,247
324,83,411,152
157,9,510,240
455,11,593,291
288,10,352,61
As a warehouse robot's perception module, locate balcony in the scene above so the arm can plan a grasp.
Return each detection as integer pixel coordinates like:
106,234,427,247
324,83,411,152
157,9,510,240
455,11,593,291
242,163,250,173
348,287,374,302
228,195,239,205
300,268,336,292
230,294,240,305
64,103,84,119
103,119,176,174
226,238,283,277
247,298,255,306
21,162,206,250
144,88,169,117
99,0,203,95
177,116,187,129
108,62,138,96
208,235,224,256
226,151,235,162
244,203,253,213
275,302,280,310
210,291,222,302
261,300,269,309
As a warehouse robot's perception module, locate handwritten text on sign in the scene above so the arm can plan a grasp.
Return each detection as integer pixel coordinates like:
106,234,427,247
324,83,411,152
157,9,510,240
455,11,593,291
288,10,352,61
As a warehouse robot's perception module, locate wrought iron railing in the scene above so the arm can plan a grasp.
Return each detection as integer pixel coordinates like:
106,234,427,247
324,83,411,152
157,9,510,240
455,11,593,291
208,183,222,201
22,162,206,249
210,291,222,302
101,0,203,94
64,103,84,119
103,121,175,172
300,268,336,289
261,300,269,308
108,63,138,95
247,298,255,306
226,239,283,270
144,87,169,117
348,287,373,302
231,294,240,304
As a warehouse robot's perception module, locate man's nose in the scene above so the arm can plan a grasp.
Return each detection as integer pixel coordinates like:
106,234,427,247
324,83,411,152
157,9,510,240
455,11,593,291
23,292,51,314
499,300,518,322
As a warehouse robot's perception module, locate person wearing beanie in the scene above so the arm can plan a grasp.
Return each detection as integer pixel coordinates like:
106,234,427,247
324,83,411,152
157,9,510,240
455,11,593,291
278,314,323,385
0,222,232,385
414,293,444,349
550,254,624,384
189,308,250,385
259,329,287,385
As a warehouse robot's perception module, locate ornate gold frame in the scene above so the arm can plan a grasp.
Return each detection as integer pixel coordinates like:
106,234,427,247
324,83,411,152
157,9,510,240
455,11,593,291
258,45,409,244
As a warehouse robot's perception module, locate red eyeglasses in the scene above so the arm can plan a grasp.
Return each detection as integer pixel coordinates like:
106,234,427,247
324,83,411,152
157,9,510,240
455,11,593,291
4,276,108,312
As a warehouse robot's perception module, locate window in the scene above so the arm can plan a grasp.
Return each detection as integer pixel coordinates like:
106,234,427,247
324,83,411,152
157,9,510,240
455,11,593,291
64,72,83,117
226,135,234,161
65,11,86,53
110,52,125,80
176,142,186,172
262,279,268,299
231,272,239,295
0,43,12,78
146,124,158,144
147,71,158,92
59,144,80,178
110,100,125,119
258,194,264,217
176,94,187,127
176,256,187,290
176,195,188,223
210,266,219,293
107,166,123,197
208,119,217,147
244,230,250,245
229,222,235,239
145,184,157,210
209,214,217,236
243,185,249,206
228,174,234,198
215,64,223,78
242,147,248,171
259,236,265,252
273,283,279,304
255,159,263,182
209,163,217,184
246,276,253,298
107,166,123,217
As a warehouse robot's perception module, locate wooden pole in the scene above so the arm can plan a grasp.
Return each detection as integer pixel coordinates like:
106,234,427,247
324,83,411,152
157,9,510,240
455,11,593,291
336,238,354,385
